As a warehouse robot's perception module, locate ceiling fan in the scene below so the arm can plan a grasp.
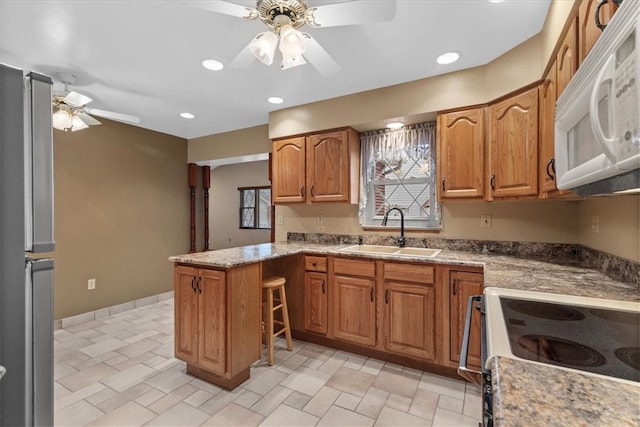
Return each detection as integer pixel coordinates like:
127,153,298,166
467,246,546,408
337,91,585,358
52,73,140,132
196,0,397,75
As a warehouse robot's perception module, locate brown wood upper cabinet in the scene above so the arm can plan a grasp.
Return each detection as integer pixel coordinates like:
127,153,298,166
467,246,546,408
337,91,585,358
557,17,578,97
437,107,485,200
579,0,618,64
272,128,360,204
539,62,559,196
488,87,539,199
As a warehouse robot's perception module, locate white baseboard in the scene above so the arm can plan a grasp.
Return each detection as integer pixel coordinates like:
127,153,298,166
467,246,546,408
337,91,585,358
54,290,174,330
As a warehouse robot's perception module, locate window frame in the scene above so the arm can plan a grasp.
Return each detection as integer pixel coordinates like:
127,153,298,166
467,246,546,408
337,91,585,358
238,186,271,230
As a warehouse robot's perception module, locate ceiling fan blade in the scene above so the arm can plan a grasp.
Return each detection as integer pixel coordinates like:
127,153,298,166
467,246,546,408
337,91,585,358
85,108,140,124
75,111,102,126
302,34,340,76
307,0,397,28
189,1,258,19
63,91,93,107
229,41,257,69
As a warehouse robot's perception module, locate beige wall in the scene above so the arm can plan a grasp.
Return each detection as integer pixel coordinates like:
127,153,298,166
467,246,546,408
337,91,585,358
209,161,271,249
274,200,580,244
53,120,189,319
188,124,270,163
578,195,640,262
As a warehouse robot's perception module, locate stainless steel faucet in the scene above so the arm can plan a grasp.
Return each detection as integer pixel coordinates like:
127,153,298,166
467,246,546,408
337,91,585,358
381,207,406,247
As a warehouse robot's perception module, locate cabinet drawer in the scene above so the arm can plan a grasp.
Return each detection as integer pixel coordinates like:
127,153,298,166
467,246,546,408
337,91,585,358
384,263,434,284
305,256,328,272
333,257,375,277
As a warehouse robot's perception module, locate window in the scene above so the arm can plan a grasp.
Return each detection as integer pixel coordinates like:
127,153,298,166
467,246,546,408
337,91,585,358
359,122,441,229
239,186,271,229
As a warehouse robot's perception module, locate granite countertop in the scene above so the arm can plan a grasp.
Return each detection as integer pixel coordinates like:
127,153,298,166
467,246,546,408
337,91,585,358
170,241,640,426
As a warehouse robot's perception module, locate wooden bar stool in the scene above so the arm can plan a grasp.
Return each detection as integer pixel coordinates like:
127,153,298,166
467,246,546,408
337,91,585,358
262,276,292,365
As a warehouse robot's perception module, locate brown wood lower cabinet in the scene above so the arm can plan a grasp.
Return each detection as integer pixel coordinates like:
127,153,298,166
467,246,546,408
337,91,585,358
173,263,261,390
331,257,376,346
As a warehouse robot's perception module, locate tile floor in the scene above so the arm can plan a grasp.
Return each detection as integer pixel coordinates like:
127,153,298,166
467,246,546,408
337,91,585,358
54,297,482,426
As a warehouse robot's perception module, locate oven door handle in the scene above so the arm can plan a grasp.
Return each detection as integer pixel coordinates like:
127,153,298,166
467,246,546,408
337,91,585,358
458,295,483,386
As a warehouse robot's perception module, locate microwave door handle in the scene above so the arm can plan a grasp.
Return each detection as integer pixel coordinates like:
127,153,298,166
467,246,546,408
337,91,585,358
590,55,617,164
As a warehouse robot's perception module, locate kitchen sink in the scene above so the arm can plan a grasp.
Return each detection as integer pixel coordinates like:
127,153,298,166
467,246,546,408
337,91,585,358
339,245,442,258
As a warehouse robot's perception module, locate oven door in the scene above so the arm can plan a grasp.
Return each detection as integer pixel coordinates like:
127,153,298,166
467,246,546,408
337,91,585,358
459,295,493,427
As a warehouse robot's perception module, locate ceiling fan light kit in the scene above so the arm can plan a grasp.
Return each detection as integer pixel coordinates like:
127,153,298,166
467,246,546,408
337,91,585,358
205,0,396,75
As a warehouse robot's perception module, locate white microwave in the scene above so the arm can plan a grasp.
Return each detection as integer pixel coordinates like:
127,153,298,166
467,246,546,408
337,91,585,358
555,0,639,196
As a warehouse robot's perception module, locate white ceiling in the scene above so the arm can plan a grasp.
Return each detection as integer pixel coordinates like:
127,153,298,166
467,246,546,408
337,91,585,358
0,0,551,140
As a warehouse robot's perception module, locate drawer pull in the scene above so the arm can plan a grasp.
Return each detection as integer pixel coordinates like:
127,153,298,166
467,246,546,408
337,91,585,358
370,287,374,302
452,279,457,296
191,276,196,292
322,279,326,294
385,289,388,304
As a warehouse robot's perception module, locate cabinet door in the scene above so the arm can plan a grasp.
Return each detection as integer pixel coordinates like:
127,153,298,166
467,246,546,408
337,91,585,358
332,275,376,346
174,266,199,365
198,269,226,375
306,131,350,202
272,137,306,203
304,272,328,335
557,18,578,97
579,0,617,63
449,271,483,368
437,107,485,199
384,281,436,361
539,64,558,196
489,87,539,198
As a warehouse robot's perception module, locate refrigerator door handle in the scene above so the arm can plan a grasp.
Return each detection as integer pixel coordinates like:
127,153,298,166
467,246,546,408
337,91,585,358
0,365,6,381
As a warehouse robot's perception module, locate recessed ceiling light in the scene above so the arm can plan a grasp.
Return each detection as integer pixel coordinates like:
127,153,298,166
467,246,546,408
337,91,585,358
386,122,404,129
180,112,195,119
436,51,461,65
488,0,505,3
202,59,224,71
268,97,284,104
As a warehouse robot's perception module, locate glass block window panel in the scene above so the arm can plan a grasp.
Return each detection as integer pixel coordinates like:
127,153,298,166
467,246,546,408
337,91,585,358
239,186,271,230
360,122,441,229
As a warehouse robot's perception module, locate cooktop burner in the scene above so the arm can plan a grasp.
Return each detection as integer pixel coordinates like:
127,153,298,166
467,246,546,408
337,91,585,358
500,297,640,382
516,335,606,367
507,300,585,321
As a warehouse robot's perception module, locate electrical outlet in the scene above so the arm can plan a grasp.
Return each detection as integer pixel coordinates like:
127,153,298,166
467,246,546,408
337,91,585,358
278,215,284,225
591,215,599,233
88,278,96,290
317,214,324,225
481,214,492,228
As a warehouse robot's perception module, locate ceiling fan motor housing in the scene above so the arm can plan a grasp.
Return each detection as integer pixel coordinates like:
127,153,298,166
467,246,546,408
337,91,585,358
257,0,308,31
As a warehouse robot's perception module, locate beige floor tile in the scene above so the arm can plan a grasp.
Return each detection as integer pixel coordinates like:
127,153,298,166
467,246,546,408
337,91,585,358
318,354,347,375
325,366,375,397
96,383,153,413
374,406,428,427
250,385,293,417
302,386,341,417
190,378,224,395
54,399,104,426
147,383,198,414
79,338,127,358
260,403,319,427
384,393,412,412
317,405,375,427
371,367,419,398
145,365,193,393
280,366,331,396
135,388,166,407
55,382,106,411
302,357,324,369
334,392,361,411
298,343,335,362
199,387,246,416
419,372,466,400
57,362,117,392
355,387,389,419
145,401,210,426
432,407,480,427
85,387,118,406
462,388,482,419
275,352,308,374
360,359,385,376
100,363,157,393
116,337,162,358
184,389,216,408
54,362,78,380
408,387,439,420
243,366,288,395
438,394,464,413
233,389,262,408
202,402,264,427
86,401,155,426
284,390,313,410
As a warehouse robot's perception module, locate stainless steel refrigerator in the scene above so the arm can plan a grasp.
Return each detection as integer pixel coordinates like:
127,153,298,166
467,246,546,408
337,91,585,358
1,63,55,426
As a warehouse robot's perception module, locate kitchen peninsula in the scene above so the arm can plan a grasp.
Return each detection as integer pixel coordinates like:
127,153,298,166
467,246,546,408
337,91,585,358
169,240,639,426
